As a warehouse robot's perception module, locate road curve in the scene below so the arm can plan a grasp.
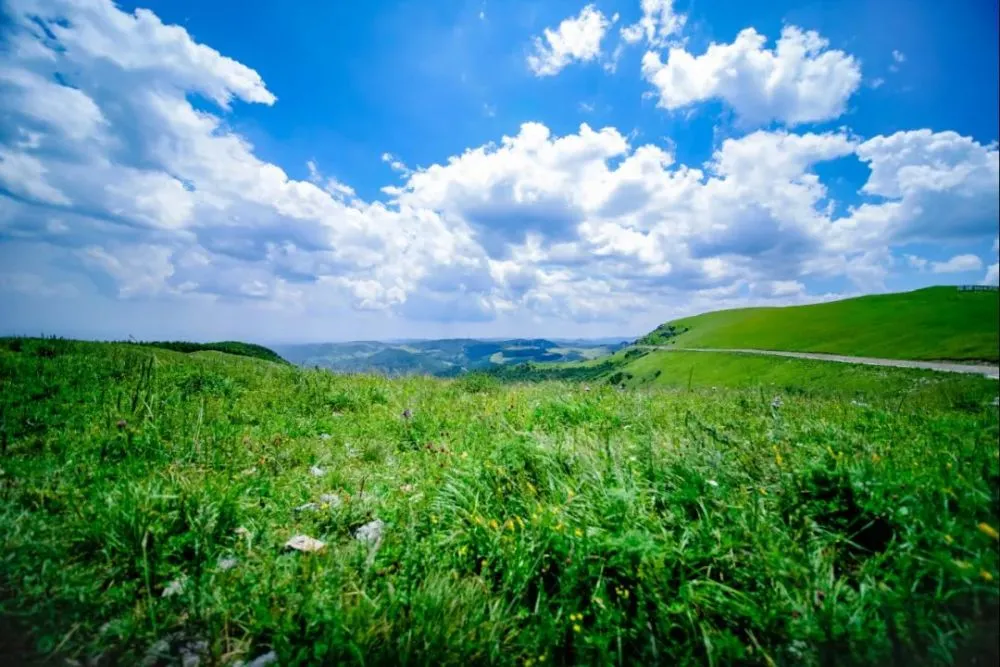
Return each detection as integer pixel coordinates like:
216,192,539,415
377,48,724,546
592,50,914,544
634,346,1000,380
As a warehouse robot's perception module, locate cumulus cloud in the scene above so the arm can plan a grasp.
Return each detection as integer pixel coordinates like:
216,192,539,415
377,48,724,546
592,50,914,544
641,26,862,125
842,130,1000,245
620,0,686,47
984,263,1000,286
0,0,997,338
930,254,983,274
527,5,613,76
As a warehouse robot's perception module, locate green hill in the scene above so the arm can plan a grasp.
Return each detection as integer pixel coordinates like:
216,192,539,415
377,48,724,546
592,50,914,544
639,286,999,362
135,340,288,364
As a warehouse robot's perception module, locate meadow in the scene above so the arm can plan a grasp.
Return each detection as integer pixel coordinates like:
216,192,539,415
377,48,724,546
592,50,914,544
1,337,998,665
639,287,999,362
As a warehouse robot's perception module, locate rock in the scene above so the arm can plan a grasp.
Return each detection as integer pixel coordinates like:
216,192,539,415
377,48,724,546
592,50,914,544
285,535,326,552
309,465,326,477
402,409,412,420
354,519,384,547
294,502,319,513
234,651,279,667
179,639,209,667
161,577,186,598
319,433,331,440
319,493,342,508
217,557,238,571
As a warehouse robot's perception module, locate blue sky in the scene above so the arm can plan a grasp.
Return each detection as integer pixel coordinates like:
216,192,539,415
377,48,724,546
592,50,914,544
0,0,997,343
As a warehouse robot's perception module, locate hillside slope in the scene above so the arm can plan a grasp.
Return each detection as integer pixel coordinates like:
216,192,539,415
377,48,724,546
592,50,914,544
639,286,999,361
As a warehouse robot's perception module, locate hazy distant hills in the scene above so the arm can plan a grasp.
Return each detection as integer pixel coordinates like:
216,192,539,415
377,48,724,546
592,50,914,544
274,338,631,376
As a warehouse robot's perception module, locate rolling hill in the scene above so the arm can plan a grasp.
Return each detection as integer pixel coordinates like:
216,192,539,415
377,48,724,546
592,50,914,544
639,286,999,362
274,338,629,376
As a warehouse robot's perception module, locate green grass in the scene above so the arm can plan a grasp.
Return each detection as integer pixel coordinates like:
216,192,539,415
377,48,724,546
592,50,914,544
1,337,998,665
639,287,1000,362
134,340,288,364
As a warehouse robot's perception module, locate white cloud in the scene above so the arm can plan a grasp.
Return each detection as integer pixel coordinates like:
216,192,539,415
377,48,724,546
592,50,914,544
892,50,906,63
930,254,983,274
905,254,928,271
984,263,999,286
621,0,686,47
1,0,997,337
527,5,613,76
641,26,862,126
846,130,1000,244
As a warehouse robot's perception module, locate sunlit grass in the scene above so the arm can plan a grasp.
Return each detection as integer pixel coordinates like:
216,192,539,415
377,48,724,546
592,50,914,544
1,338,997,665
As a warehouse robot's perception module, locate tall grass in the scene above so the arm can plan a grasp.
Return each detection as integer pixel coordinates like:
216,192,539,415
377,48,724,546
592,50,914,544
1,338,997,665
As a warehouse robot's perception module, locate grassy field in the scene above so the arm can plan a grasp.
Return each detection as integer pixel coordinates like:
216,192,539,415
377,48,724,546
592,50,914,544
639,287,999,362
1,338,999,665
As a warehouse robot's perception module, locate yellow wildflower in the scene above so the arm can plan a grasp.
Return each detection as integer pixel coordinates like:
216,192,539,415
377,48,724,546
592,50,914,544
488,519,499,531
944,534,954,545
978,523,999,541
758,487,768,496
430,514,439,525
504,518,515,532
871,453,881,464
775,453,784,467
555,521,564,532
980,570,994,582
574,528,584,537
458,545,468,557
538,656,546,663
573,624,582,633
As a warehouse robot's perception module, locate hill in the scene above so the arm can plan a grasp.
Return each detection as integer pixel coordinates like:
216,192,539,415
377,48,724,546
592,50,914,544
135,340,288,364
639,286,999,362
1,338,997,664
274,338,628,376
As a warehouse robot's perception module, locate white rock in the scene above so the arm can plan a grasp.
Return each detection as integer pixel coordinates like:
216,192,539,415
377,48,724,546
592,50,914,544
285,535,326,552
319,433,331,440
294,502,319,513
217,557,239,571
319,493,342,508
706,479,719,488
161,577,185,597
309,466,326,477
235,651,279,667
354,519,384,546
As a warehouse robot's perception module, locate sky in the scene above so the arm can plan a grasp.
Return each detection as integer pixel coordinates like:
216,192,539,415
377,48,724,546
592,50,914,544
0,0,997,344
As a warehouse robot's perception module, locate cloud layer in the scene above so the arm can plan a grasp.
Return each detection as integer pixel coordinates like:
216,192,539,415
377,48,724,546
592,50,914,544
0,0,997,340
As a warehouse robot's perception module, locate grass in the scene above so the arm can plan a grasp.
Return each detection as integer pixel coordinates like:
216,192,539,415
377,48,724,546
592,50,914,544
134,340,289,364
639,287,1000,362
1,337,999,665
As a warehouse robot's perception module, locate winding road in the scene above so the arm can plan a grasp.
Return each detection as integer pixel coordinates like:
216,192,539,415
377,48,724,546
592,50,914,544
635,346,1000,380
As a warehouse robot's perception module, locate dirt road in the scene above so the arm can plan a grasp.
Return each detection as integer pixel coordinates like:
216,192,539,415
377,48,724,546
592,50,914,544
635,346,1000,380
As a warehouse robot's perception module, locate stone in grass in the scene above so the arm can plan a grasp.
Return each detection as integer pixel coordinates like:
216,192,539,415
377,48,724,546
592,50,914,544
354,519,385,547
294,502,319,513
310,465,326,477
320,493,343,508
285,535,326,552
141,633,208,667
217,557,239,571
319,433,332,440
161,576,186,598
233,651,279,667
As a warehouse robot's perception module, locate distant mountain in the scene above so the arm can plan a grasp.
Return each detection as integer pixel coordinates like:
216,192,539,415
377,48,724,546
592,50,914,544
274,338,628,376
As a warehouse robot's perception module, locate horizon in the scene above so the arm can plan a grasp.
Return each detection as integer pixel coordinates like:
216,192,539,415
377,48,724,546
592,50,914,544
1,0,998,342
